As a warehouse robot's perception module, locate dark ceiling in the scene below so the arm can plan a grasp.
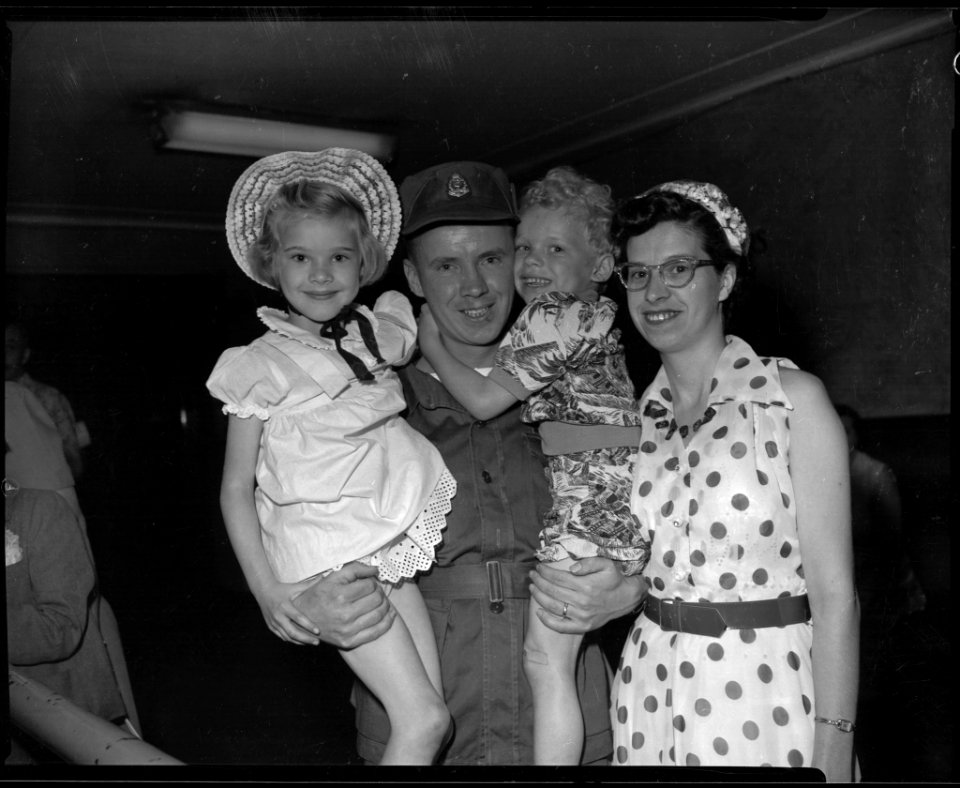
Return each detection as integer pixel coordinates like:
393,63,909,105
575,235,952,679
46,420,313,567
3,8,952,237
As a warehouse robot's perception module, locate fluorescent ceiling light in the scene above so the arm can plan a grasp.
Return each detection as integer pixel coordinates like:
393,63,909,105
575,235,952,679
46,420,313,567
154,107,394,160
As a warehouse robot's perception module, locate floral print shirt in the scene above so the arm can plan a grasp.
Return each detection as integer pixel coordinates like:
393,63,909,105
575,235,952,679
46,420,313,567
488,291,639,430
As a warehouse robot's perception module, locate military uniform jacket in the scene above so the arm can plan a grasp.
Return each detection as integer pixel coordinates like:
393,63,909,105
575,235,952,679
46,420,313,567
353,362,613,765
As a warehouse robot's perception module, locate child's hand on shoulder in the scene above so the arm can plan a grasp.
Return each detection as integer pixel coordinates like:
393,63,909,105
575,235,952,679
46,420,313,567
416,304,442,355
254,579,323,646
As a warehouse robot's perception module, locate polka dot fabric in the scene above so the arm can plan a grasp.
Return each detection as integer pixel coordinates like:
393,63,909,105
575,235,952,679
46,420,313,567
612,336,816,768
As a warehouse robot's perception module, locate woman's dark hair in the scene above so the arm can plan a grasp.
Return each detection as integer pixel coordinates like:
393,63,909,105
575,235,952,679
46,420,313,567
611,190,752,327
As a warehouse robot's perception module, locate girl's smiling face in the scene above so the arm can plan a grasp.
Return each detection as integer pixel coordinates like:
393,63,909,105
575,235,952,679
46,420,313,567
624,220,735,355
274,214,362,330
513,206,612,303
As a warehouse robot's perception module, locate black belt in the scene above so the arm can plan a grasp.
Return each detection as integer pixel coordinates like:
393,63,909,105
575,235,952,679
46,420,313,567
643,594,811,638
417,561,534,613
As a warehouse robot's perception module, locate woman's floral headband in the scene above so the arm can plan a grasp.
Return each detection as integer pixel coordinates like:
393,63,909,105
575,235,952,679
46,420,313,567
640,180,749,256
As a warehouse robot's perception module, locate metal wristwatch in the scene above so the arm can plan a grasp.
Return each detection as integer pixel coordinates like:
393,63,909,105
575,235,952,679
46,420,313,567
814,715,856,733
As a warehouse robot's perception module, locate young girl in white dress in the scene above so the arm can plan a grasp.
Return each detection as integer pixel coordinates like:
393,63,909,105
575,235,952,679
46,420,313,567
207,148,455,764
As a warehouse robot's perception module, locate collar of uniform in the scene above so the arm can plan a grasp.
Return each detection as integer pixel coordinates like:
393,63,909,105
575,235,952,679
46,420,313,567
399,359,472,414
256,305,377,352
641,334,794,420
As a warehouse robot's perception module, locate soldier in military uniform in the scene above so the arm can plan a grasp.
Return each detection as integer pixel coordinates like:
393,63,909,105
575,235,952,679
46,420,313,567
296,161,646,765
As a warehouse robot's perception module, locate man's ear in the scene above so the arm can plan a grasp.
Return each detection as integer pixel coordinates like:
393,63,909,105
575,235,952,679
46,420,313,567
404,258,424,298
591,253,615,284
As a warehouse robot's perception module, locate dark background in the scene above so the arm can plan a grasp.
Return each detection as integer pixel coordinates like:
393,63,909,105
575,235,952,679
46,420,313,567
3,7,954,780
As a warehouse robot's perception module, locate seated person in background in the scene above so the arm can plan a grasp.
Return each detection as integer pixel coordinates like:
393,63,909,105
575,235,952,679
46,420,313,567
5,471,130,761
5,380,139,755
5,381,79,517
836,404,925,664
836,404,925,618
5,322,84,480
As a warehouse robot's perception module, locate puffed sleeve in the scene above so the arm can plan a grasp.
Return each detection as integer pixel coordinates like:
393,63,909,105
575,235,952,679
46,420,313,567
370,290,417,367
6,490,93,665
491,294,615,396
206,344,287,420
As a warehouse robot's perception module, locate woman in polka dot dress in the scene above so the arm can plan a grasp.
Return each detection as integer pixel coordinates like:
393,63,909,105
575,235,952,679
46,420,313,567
608,181,859,781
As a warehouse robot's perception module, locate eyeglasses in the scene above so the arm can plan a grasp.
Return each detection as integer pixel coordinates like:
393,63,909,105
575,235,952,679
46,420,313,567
615,257,721,291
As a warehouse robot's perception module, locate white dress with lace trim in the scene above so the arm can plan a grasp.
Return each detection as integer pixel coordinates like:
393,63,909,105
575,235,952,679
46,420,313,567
333,467,456,584
205,291,455,584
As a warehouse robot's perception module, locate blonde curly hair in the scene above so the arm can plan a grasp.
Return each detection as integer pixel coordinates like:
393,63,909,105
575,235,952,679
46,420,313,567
519,166,615,258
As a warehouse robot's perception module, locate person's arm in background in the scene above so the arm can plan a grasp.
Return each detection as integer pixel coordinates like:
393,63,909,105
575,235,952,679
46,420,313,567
43,389,84,480
58,396,84,480
784,368,859,782
7,490,91,665
872,461,926,613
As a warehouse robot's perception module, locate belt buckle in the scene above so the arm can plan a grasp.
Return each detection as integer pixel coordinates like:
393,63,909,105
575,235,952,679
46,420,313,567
486,561,504,613
661,598,727,637
659,598,680,631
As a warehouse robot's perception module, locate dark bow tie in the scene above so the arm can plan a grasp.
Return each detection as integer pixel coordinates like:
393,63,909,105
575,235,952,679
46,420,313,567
318,304,385,383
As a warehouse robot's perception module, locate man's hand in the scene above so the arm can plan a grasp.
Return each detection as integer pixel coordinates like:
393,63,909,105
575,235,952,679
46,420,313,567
292,562,396,649
529,557,648,634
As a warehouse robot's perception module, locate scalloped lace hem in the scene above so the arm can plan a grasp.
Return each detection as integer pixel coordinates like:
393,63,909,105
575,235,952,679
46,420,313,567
360,468,456,584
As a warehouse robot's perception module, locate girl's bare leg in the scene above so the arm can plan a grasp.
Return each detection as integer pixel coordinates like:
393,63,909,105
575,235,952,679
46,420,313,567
524,557,585,765
340,582,449,765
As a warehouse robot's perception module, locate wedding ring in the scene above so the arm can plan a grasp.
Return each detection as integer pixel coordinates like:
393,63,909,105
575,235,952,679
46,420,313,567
561,601,569,618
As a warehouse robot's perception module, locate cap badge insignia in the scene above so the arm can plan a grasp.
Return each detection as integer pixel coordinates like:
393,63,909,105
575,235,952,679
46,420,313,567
447,173,471,198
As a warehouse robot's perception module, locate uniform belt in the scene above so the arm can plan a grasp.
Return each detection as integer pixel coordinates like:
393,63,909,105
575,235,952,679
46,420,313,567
643,594,811,638
417,561,534,612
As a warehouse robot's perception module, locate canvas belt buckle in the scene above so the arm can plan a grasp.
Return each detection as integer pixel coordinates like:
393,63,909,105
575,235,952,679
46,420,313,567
486,560,505,613
661,598,727,638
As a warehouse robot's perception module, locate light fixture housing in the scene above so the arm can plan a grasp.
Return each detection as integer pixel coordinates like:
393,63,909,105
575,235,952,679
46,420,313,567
151,103,395,161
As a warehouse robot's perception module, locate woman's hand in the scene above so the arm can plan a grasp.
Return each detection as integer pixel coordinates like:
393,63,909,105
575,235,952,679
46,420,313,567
529,556,648,633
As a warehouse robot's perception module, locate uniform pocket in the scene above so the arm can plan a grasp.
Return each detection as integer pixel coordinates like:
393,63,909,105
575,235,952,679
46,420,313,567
423,594,453,655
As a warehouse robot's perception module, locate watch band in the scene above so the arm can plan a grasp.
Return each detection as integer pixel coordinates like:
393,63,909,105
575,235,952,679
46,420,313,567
814,715,856,733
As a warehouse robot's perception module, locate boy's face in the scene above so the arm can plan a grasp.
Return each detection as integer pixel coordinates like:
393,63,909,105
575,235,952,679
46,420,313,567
513,206,612,303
